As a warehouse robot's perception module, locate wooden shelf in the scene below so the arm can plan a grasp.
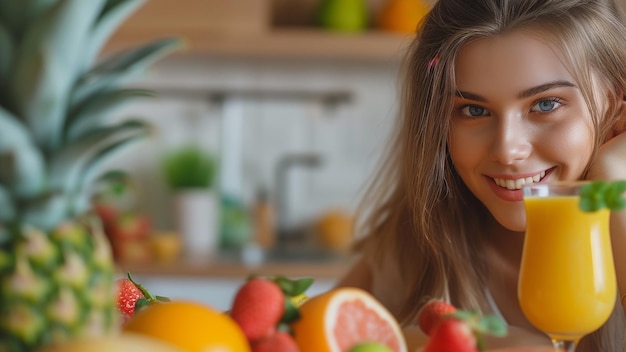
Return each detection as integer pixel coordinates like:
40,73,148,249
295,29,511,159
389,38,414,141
103,28,414,63
116,255,353,279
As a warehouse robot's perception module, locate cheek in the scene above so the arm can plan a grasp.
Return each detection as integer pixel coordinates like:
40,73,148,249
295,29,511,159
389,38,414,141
448,126,484,171
537,119,595,175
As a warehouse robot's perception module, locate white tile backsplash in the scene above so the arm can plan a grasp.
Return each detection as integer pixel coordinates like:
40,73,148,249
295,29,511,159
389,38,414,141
108,55,400,232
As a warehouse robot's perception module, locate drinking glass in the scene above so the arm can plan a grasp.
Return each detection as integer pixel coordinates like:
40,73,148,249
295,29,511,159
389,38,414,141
518,182,617,351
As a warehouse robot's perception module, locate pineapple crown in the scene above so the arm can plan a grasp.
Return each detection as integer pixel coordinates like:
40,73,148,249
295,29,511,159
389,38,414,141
0,0,181,231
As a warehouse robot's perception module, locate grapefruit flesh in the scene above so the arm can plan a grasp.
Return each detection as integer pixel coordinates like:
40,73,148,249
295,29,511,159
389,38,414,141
292,288,407,352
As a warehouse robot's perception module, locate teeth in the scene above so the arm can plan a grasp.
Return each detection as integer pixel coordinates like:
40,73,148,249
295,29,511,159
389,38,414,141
494,171,546,190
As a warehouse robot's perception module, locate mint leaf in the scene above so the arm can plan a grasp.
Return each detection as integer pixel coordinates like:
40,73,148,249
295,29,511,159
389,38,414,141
580,181,626,212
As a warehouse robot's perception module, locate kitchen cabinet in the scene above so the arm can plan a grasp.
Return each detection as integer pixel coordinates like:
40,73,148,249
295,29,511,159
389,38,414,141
103,0,414,62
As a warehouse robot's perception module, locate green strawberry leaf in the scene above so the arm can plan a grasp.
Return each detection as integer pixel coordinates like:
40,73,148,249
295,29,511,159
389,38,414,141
280,298,301,324
580,181,626,212
271,276,314,297
134,297,149,312
476,315,508,337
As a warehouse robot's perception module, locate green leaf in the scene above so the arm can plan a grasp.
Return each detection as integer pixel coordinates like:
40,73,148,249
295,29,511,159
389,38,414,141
475,315,508,337
80,0,145,71
271,276,315,297
0,107,45,199
72,38,182,107
65,88,154,142
0,185,15,223
12,0,107,152
280,298,301,324
0,22,13,90
20,190,70,230
580,180,626,212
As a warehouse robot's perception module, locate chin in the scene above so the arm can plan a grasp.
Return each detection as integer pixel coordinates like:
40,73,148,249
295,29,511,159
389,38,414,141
493,213,527,233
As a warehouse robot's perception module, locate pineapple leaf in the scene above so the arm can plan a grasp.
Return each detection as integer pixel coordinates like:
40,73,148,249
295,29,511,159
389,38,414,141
12,0,107,152
0,0,58,38
0,185,16,223
20,190,69,230
0,22,13,92
49,119,150,208
72,123,151,214
80,0,145,71
71,38,182,107
65,88,155,142
0,106,45,198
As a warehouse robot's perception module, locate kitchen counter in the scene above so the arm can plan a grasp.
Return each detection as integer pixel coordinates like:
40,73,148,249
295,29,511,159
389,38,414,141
115,251,352,310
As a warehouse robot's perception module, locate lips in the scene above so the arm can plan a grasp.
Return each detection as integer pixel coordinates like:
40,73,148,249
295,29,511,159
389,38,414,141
487,169,552,202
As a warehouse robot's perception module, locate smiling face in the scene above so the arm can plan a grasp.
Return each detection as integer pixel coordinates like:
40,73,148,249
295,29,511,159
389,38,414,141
448,30,599,231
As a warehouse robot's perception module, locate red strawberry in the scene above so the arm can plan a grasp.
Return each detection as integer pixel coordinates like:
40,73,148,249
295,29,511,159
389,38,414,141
116,278,145,317
230,278,286,342
422,318,478,352
252,331,299,352
418,300,457,335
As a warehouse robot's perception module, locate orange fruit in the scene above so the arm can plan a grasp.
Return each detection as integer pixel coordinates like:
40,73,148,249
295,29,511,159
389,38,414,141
37,333,185,352
123,300,250,352
376,0,431,34
291,287,407,352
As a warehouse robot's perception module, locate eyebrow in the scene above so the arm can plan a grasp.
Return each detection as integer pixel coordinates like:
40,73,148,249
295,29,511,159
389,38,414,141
455,80,578,102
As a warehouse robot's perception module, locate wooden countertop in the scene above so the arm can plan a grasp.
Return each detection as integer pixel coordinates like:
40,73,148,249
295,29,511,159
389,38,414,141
116,252,354,280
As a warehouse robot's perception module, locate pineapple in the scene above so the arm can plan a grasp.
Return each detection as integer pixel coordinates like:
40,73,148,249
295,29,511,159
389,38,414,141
0,0,180,350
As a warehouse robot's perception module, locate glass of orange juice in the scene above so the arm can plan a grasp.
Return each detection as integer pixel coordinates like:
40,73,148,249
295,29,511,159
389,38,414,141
518,182,616,351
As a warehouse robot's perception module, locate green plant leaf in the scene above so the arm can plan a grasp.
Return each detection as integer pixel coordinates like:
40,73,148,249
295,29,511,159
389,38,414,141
580,180,626,212
280,298,301,324
65,88,154,142
162,145,217,189
12,0,107,152
0,106,45,199
80,0,145,71
72,38,182,107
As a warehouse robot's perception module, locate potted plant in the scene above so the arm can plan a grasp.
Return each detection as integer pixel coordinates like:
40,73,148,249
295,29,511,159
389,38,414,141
162,145,220,257
0,0,180,350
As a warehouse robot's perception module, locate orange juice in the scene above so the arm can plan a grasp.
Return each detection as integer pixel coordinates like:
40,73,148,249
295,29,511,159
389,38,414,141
518,195,616,341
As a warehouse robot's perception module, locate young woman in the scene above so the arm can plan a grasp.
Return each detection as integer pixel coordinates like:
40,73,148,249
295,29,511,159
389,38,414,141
338,0,626,350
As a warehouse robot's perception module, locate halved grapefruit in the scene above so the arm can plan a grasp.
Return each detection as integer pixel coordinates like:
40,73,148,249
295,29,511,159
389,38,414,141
291,287,407,352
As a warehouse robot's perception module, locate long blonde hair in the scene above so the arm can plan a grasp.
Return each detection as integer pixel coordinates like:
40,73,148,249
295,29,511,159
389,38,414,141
355,0,626,350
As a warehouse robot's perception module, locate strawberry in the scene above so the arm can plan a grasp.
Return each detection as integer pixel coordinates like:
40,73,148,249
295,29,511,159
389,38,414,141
417,300,457,335
252,331,299,352
230,277,286,342
423,318,478,352
116,278,145,317
115,273,169,321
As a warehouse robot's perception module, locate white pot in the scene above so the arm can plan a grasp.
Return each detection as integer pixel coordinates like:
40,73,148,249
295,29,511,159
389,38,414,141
174,190,220,256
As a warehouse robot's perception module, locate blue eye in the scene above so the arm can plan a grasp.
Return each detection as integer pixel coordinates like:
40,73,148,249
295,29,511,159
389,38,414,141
531,98,562,112
460,105,488,117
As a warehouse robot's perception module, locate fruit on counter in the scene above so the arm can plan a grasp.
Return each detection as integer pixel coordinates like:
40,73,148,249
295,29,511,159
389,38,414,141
422,318,478,352
116,273,170,322
349,342,394,352
123,300,250,352
419,303,507,352
230,278,286,342
316,0,369,32
0,222,119,350
376,0,431,34
252,330,299,352
36,333,185,352
291,287,408,352
417,300,457,335
117,277,146,318
315,209,354,253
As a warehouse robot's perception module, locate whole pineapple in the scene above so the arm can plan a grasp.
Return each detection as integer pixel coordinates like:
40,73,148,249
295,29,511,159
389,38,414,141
0,0,179,350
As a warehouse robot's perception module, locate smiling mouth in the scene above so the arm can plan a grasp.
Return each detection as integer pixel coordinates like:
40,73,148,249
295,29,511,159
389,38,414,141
493,170,547,190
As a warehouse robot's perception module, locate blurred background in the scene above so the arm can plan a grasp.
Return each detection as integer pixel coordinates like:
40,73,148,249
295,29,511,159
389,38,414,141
93,0,431,309
96,0,626,309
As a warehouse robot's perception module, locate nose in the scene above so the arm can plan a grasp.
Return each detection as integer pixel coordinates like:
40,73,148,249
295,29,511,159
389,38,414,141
490,114,532,165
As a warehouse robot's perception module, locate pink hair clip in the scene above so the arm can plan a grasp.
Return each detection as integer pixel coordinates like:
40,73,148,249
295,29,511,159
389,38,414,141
428,55,440,69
